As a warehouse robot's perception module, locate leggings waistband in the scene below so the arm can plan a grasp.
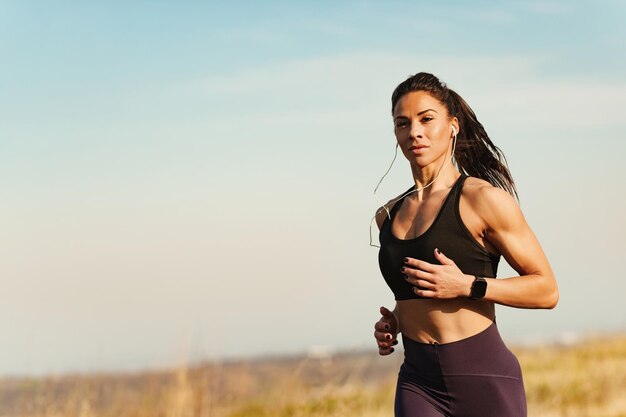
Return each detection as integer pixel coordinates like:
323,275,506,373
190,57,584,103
401,321,520,378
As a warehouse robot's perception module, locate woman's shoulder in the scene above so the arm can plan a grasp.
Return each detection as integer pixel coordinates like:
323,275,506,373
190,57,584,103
375,200,396,230
462,176,516,202
461,176,521,223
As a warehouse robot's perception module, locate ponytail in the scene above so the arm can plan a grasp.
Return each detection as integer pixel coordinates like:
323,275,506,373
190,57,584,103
447,89,518,200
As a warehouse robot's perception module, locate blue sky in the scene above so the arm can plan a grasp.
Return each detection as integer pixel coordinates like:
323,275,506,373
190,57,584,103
1,1,625,376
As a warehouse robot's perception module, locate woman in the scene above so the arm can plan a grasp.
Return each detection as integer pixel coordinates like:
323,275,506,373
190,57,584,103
372,72,558,417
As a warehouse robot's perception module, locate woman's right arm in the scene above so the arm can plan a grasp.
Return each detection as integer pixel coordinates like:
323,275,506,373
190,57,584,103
374,203,401,355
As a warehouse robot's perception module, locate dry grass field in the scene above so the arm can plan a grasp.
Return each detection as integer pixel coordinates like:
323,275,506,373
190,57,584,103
1,333,624,417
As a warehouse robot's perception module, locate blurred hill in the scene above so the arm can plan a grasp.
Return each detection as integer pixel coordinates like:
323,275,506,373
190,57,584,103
1,333,625,417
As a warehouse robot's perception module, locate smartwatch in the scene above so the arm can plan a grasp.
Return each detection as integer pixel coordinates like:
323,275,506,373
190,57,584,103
470,276,487,300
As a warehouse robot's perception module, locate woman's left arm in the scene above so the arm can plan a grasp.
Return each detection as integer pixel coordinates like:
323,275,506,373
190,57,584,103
404,185,559,309
465,185,559,309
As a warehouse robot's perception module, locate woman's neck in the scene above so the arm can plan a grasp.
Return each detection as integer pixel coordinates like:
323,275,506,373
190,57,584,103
409,161,459,200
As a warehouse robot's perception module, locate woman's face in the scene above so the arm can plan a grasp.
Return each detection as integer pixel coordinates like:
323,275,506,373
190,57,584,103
392,90,457,169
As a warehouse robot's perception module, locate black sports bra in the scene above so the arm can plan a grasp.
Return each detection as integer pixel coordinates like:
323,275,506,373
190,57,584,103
378,174,500,300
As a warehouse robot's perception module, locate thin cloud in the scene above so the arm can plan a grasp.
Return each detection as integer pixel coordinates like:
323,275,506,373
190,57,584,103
472,9,517,24
198,51,626,129
520,1,575,15
198,51,540,97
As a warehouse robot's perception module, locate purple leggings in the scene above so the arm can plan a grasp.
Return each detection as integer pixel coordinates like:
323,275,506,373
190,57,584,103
395,322,526,417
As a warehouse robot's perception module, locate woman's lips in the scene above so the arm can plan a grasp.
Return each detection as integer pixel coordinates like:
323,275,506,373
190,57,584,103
409,145,429,154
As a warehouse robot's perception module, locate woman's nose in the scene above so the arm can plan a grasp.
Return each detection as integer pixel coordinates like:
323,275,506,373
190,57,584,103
409,122,423,138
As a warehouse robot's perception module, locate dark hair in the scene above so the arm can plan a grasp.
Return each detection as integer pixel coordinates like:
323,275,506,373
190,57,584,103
391,72,518,199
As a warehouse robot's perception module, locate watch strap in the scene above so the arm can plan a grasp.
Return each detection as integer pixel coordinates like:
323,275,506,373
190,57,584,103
470,276,487,300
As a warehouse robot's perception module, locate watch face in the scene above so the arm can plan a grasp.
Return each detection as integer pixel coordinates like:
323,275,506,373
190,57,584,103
471,278,487,298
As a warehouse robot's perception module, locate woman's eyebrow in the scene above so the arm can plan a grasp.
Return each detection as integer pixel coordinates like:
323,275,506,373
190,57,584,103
394,109,438,120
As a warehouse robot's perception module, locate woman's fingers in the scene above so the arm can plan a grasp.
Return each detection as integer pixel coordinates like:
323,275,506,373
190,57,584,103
377,336,398,347
378,307,398,330
376,307,398,354
402,265,435,281
379,306,396,320
379,346,396,355
374,319,392,332
378,338,398,354
374,330,395,342
374,320,398,352
404,276,437,290
403,257,437,272
412,287,437,298
433,248,456,266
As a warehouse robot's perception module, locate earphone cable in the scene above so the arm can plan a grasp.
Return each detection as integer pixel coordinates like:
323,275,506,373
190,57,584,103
369,132,458,247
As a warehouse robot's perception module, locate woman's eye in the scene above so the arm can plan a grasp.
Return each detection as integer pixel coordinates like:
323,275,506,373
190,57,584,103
421,116,433,122
395,122,408,128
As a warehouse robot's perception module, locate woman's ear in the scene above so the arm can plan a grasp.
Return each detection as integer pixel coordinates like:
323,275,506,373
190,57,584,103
450,118,460,138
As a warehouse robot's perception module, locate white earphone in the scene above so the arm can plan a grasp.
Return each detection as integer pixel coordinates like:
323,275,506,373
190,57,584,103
451,126,457,136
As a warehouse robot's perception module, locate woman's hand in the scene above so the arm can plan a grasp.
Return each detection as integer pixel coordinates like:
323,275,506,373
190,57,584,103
374,306,399,355
403,248,474,299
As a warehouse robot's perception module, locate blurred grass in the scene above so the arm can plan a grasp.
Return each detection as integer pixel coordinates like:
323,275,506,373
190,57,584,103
1,333,625,417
